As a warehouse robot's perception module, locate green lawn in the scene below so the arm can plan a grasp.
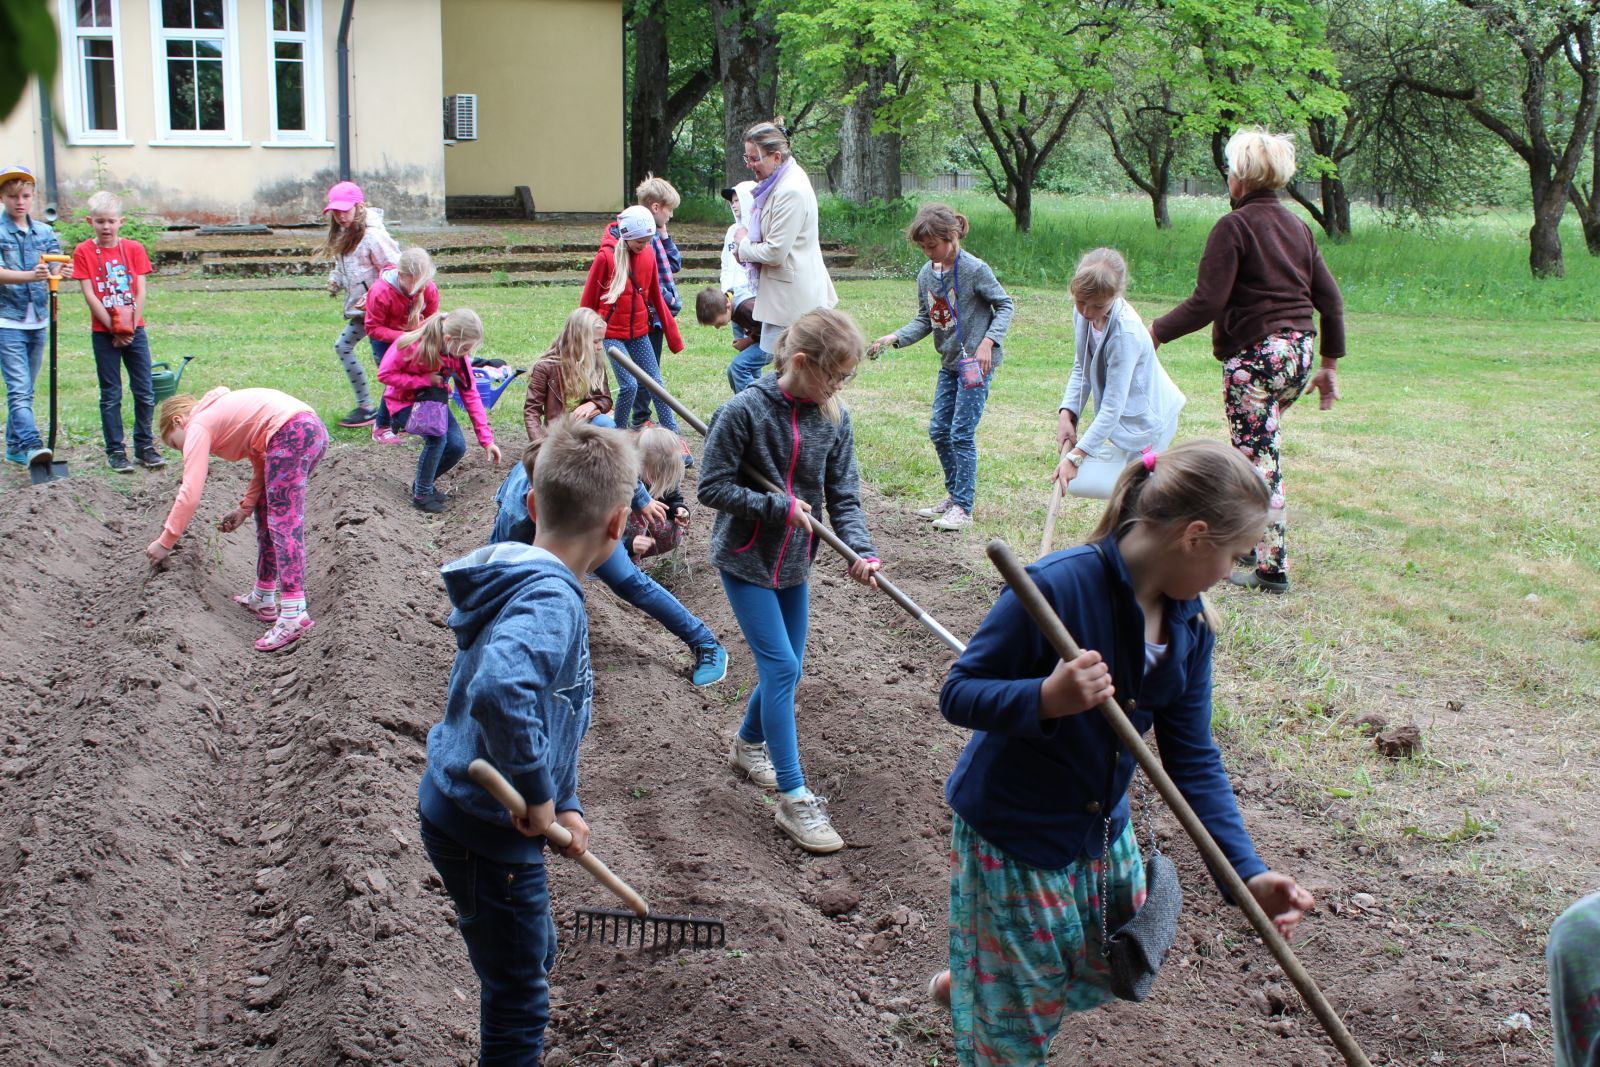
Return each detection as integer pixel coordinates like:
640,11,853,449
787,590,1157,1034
16,267,1599,867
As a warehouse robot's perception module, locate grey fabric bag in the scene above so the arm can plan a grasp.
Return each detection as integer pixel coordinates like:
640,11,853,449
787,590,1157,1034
1107,834,1183,1001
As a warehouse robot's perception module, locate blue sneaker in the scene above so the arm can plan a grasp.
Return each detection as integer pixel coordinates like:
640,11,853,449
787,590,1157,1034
690,643,728,687
5,448,26,465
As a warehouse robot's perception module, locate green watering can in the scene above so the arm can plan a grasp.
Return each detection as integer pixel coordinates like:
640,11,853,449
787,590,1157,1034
151,355,194,405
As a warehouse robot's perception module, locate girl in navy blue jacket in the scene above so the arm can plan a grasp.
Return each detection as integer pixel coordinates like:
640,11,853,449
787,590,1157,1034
933,438,1315,1066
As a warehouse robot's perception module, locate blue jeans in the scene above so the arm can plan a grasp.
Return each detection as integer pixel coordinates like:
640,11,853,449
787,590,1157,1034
490,459,715,651
0,326,46,455
368,338,392,430
606,335,678,433
414,405,466,498
722,572,810,793
928,366,993,513
726,343,770,393
92,328,155,458
419,814,556,1067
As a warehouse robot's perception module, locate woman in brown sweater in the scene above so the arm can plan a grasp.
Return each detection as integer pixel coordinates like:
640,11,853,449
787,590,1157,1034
523,307,615,442
1151,129,1345,594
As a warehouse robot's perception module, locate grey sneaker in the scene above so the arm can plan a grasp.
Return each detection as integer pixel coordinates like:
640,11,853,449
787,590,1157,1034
916,496,955,519
931,504,971,531
728,738,777,790
775,791,844,854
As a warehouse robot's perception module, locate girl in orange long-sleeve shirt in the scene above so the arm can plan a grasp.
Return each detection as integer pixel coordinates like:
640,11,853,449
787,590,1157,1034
145,386,329,651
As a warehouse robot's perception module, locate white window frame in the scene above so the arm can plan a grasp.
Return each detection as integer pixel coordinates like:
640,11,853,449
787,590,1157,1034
263,0,329,146
148,0,246,146
58,0,131,145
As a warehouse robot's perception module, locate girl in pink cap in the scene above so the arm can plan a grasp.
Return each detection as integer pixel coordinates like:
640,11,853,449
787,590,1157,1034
318,181,399,430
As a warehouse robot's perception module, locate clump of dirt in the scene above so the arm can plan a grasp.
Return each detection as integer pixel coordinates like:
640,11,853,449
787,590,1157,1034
0,443,1559,1065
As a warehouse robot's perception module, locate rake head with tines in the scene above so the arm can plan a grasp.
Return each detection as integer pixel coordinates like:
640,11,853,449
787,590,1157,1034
573,907,726,950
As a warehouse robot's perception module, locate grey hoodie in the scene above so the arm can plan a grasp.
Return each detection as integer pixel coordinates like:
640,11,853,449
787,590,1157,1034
698,374,878,589
891,249,1015,373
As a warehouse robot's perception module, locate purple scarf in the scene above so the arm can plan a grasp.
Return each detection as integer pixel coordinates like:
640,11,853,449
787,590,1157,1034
746,157,793,287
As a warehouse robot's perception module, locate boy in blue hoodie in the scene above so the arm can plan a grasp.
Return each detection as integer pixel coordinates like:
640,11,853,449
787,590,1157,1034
417,419,638,1065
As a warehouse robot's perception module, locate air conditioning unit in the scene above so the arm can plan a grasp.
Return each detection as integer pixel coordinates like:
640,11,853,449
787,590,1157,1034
444,94,478,142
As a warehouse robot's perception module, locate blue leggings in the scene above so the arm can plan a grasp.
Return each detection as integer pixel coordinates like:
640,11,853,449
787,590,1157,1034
721,572,810,793
606,335,678,433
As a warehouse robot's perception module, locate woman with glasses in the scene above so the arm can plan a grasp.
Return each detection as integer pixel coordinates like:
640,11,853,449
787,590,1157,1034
733,119,838,358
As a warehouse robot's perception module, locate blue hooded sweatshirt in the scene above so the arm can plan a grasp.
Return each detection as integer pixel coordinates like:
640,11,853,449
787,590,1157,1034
418,542,591,865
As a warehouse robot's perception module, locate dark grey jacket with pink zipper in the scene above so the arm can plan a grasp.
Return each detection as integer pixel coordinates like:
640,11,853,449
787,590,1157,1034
699,373,878,589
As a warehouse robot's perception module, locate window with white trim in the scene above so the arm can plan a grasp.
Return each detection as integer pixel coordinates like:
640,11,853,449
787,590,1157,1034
60,0,126,140
151,0,242,141
266,0,325,141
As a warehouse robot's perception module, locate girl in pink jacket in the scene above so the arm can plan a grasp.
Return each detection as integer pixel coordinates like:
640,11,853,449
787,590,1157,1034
364,247,441,444
377,309,503,513
145,386,328,652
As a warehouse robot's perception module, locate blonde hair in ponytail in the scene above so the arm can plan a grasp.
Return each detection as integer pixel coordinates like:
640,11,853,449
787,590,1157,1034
603,238,632,305
394,309,484,373
396,246,436,319
772,307,865,425
636,425,685,499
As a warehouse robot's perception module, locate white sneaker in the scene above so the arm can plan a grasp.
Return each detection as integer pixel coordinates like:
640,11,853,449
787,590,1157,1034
775,791,844,853
931,505,971,531
728,738,778,790
916,496,955,519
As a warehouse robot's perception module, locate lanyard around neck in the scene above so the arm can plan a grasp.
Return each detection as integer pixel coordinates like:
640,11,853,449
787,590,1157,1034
937,254,960,337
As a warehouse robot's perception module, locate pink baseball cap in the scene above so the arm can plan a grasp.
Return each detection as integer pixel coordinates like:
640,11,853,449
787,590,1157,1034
323,181,364,213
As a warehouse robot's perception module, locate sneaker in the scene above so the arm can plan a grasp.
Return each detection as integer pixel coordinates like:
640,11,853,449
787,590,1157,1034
371,426,402,445
691,644,728,687
413,494,448,514
679,435,694,468
6,448,27,465
931,505,971,531
1228,568,1290,594
26,446,52,467
916,496,954,519
928,970,952,1010
338,406,376,429
256,614,314,652
1235,548,1258,570
728,738,777,790
108,454,135,474
138,448,167,470
775,791,844,854
233,590,278,622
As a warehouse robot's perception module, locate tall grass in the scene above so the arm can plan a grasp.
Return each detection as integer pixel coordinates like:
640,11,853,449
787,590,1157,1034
816,191,1600,322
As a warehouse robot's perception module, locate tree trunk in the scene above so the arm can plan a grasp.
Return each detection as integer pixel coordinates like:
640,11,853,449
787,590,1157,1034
1322,173,1350,239
710,0,779,184
1529,178,1568,277
837,60,902,204
628,0,671,189
1011,179,1033,233
1152,191,1170,229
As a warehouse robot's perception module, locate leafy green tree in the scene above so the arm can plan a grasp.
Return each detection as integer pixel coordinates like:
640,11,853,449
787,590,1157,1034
1,0,57,122
1399,1,1600,278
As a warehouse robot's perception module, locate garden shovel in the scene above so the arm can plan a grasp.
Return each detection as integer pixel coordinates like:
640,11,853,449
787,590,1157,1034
29,253,72,484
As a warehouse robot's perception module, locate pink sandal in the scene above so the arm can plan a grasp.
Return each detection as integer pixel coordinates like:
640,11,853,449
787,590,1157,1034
256,615,314,652
233,591,278,622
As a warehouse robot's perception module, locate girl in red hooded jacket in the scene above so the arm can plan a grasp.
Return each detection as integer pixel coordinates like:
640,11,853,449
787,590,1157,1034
579,205,689,461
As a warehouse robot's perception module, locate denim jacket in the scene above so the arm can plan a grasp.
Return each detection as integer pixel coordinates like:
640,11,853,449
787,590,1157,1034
0,215,61,323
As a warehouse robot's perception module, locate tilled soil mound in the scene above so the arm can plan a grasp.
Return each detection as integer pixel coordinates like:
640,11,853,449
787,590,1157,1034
0,446,1550,1065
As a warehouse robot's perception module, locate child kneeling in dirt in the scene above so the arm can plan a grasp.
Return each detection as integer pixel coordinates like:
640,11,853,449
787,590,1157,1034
625,425,692,563
418,420,636,1066
932,439,1315,1066
146,388,328,652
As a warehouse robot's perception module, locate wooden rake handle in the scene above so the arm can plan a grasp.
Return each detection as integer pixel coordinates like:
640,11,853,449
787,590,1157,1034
468,759,650,917
606,346,966,655
1039,442,1070,557
984,540,1372,1067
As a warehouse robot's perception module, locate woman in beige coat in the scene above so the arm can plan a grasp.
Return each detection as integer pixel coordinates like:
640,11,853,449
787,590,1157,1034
734,120,839,355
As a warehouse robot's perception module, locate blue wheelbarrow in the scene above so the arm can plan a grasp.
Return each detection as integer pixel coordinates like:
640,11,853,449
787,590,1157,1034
452,359,526,412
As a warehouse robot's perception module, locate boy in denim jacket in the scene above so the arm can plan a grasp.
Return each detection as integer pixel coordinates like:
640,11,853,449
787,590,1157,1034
417,419,637,1065
0,164,69,467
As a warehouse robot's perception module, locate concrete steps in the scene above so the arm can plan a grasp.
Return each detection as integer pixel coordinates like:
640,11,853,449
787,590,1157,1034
192,245,858,279
156,265,889,293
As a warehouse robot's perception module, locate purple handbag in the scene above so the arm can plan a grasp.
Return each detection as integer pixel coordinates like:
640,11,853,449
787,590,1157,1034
396,385,450,437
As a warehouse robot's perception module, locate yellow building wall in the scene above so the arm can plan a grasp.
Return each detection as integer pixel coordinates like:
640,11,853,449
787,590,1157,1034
0,0,447,225
441,0,624,213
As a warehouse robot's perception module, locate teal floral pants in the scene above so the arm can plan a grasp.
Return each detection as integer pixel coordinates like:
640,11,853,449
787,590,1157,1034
948,815,1146,1066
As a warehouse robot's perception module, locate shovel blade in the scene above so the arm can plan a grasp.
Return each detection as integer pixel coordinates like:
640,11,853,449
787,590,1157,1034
28,459,69,484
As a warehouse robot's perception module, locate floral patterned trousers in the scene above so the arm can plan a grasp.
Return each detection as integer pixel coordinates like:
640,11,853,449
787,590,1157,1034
1222,330,1314,578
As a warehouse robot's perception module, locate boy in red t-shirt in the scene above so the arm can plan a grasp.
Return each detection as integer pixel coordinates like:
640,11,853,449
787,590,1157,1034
72,190,163,472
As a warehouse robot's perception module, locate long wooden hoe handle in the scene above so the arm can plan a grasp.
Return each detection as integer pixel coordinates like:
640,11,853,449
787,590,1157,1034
1039,443,1070,558
985,540,1372,1067
468,758,651,917
608,347,967,655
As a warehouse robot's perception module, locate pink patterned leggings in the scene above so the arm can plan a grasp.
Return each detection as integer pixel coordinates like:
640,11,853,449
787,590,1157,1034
253,413,328,599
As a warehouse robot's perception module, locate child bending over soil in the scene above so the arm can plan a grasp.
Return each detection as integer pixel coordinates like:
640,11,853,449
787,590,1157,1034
625,425,691,563
146,388,328,652
418,419,635,1065
933,439,1314,1065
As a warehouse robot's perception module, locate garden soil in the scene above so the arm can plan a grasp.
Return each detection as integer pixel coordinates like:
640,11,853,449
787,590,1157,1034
0,443,1560,1065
